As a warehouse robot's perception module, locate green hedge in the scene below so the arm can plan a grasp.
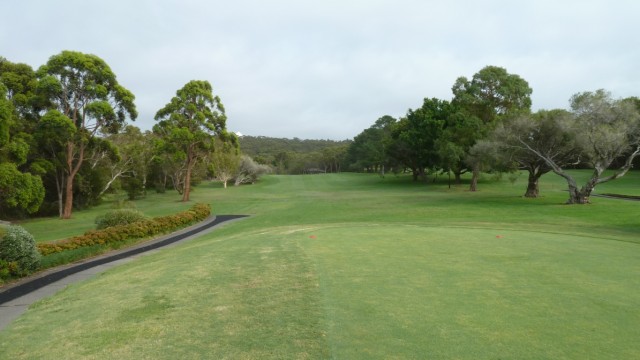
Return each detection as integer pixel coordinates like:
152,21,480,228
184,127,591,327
38,203,211,256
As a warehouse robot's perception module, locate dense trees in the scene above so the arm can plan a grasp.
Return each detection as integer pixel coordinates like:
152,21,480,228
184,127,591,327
3,49,640,218
37,51,137,218
347,67,639,205
510,90,640,203
239,136,349,174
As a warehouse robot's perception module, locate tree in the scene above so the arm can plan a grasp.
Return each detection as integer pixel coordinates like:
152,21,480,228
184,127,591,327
0,163,45,216
347,115,396,174
0,82,45,217
208,134,240,188
112,126,157,199
476,109,575,198
391,98,450,181
452,66,532,191
234,155,271,185
513,90,640,204
154,80,227,201
36,51,137,218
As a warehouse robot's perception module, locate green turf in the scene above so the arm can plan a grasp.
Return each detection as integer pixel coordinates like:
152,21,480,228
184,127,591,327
1,171,639,358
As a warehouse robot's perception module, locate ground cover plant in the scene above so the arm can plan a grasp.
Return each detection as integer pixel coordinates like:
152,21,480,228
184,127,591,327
0,171,639,359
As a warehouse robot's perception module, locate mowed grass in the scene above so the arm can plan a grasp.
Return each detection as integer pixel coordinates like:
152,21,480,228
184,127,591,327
1,171,639,359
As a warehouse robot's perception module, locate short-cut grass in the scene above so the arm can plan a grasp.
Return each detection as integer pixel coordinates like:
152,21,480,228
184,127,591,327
1,171,639,359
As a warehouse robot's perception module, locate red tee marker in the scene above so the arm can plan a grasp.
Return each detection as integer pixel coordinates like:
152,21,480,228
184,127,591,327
309,235,317,239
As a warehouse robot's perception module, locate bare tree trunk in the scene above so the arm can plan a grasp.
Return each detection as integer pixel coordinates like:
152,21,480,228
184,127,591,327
469,166,479,192
566,185,591,204
62,141,84,219
55,171,64,218
454,171,462,185
62,175,74,219
182,161,192,202
524,171,540,198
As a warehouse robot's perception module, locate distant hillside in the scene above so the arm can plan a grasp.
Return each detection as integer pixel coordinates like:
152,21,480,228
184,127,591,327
238,135,352,174
239,136,350,156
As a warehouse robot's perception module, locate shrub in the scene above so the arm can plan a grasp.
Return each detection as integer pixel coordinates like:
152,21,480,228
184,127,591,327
0,225,41,277
38,203,211,256
95,209,149,230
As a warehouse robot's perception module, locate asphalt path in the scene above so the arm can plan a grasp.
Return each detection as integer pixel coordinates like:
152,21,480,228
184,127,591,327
0,215,247,331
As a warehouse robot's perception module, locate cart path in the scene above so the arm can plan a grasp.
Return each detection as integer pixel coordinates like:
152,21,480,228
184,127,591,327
0,215,248,331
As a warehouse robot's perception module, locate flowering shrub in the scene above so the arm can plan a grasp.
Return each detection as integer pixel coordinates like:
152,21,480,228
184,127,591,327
38,203,211,256
0,225,41,278
95,209,149,230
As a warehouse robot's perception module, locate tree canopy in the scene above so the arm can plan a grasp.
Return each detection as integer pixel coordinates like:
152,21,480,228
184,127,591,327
37,51,137,218
153,80,228,202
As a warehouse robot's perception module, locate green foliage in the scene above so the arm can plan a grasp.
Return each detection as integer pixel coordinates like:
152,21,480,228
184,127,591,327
0,225,41,279
37,203,210,256
95,208,149,230
0,163,45,216
154,80,227,201
37,50,138,219
239,135,350,174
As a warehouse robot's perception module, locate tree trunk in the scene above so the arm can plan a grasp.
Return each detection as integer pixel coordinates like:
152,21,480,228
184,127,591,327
62,175,74,219
62,141,84,219
454,171,461,185
524,171,540,198
55,171,64,218
182,162,192,202
566,186,591,204
469,166,479,192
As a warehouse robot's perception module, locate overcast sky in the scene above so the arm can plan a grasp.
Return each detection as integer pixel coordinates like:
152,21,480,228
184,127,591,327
3,0,639,140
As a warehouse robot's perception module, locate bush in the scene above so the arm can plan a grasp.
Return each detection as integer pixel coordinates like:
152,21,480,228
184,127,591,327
95,209,149,230
0,225,41,277
38,203,211,256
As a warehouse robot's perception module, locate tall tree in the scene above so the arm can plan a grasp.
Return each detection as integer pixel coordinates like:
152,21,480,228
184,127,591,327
512,90,640,204
452,65,532,191
154,80,227,201
36,51,137,218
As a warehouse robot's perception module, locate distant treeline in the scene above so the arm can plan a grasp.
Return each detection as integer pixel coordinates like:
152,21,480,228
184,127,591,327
239,136,351,174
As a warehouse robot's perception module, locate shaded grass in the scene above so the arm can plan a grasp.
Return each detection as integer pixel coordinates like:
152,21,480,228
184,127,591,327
1,171,639,358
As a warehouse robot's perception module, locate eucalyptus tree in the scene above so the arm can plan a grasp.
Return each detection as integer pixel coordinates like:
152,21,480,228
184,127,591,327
510,90,640,204
36,51,137,218
154,80,228,201
451,65,532,191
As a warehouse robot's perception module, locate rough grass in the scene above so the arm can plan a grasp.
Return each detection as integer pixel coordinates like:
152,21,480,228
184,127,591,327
1,171,639,358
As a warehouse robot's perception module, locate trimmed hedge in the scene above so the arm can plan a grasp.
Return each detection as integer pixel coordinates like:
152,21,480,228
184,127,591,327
38,203,211,256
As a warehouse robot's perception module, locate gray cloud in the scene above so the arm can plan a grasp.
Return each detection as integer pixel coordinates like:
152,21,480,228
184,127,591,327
3,0,640,139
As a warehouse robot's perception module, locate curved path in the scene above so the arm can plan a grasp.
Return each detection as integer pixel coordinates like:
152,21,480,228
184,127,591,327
0,215,247,331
